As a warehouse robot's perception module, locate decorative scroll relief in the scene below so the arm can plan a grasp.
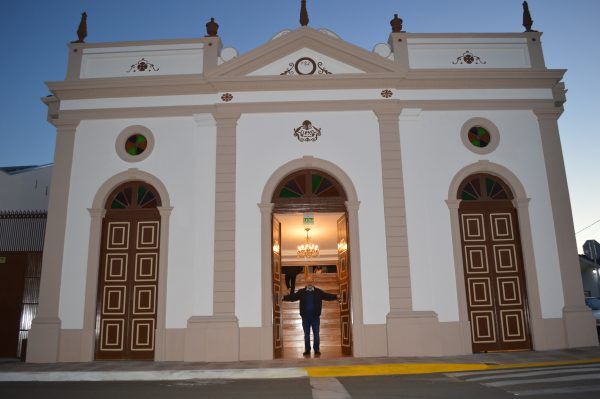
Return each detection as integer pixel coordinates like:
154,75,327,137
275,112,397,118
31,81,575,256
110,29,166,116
281,57,332,75
127,58,159,73
452,51,487,65
293,120,322,142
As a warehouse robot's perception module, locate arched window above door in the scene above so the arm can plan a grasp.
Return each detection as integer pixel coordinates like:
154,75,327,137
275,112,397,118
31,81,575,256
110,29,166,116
106,181,162,210
458,173,513,201
273,169,347,212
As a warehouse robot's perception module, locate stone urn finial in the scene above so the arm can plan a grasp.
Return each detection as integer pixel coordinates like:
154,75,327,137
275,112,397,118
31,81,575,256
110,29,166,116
71,11,87,43
522,1,536,32
390,13,403,33
206,17,219,37
300,0,309,26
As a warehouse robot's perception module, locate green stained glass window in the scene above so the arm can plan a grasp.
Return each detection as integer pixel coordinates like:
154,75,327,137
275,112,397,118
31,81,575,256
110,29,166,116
125,134,148,156
108,182,160,209
467,126,491,148
459,174,512,201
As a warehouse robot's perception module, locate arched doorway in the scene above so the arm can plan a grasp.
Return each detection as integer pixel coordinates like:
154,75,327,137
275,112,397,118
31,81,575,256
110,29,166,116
458,173,532,352
271,169,352,358
95,181,162,360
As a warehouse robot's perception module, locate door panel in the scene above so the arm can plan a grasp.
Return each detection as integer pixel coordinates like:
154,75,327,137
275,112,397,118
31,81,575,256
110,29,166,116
337,214,352,356
272,216,283,358
96,214,160,360
460,205,531,353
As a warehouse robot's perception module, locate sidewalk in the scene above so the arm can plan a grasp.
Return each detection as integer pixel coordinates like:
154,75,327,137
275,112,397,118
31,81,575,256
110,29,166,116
1,346,600,382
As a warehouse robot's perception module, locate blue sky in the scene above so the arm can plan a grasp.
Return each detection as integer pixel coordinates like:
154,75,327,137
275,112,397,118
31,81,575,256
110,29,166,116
1,0,599,251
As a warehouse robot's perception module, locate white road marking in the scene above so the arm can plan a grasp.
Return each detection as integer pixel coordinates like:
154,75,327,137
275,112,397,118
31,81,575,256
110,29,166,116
462,366,600,381
483,372,600,387
0,367,308,382
446,362,600,378
509,384,600,397
310,377,352,399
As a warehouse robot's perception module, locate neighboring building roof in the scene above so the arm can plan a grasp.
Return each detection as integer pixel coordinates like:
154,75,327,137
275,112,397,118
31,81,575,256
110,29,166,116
0,164,52,175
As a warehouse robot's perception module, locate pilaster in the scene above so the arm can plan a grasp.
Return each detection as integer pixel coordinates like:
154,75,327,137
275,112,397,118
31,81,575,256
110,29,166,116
534,108,598,348
524,32,546,69
27,120,80,363
388,33,409,71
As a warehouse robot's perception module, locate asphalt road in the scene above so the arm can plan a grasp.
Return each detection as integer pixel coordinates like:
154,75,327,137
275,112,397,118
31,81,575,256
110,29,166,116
2,362,600,398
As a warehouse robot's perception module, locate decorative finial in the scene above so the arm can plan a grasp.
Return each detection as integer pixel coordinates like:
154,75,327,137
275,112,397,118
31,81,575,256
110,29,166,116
71,12,87,43
300,0,309,26
522,1,537,32
390,13,403,33
206,17,219,37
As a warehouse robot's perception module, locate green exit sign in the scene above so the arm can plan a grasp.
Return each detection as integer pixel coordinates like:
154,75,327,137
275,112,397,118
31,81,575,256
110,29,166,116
303,213,314,225
0,257,6,264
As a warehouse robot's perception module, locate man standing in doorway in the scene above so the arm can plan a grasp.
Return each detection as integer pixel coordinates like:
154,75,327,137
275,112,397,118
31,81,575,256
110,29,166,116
283,275,339,356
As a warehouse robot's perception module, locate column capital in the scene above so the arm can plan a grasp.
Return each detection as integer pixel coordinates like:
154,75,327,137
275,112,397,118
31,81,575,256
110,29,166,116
344,200,361,212
213,111,241,128
257,202,274,213
157,206,174,217
533,108,562,121
87,208,106,219
445,199,461,210
373,106,401,122
52,119,80,133
193,113,216,128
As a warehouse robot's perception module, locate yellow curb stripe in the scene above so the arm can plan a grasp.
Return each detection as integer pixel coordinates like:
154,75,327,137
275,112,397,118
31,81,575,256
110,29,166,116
304,358,600,378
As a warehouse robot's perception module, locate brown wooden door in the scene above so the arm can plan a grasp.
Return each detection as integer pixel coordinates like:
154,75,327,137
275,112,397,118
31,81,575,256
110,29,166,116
460,203,532,352
272,216,283,358
96,181,161,360
0,253,26,357
337,214,352,356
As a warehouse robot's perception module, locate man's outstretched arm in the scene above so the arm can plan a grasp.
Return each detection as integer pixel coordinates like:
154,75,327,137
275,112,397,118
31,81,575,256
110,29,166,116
283,291,301,302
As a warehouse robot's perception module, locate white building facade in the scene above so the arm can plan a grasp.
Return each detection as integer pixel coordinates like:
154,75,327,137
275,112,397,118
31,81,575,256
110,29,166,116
26,16,598,362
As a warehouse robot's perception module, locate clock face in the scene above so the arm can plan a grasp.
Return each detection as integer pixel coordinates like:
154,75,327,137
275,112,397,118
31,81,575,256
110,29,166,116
294,57,317,75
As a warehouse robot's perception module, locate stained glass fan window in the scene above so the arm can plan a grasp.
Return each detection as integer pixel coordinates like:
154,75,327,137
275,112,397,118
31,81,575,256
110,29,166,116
109,182,160,209
277,172,341,199
459,174,512,201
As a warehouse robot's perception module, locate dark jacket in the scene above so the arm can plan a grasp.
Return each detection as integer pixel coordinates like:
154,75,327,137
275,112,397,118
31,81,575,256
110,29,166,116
283,287,338,317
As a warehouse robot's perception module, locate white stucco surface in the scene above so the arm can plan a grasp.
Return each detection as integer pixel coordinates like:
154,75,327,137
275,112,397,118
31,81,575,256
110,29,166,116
58,116,216,329
400,110,564,321
235,111,390,326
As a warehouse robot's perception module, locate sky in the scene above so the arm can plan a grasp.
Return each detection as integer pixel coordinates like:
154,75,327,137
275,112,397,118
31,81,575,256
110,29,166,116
0,0,599,251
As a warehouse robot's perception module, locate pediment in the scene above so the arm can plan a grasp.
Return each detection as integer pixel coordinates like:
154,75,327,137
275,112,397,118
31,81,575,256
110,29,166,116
208,27,398,78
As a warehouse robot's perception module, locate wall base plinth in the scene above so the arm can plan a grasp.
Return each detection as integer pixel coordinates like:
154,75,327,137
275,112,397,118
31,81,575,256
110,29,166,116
26,317,61,363
563,306,599,348
184,315,240,362
386,311,443,356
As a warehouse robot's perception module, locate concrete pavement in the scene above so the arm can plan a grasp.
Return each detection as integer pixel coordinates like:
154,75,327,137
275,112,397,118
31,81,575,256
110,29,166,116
1,346,599,382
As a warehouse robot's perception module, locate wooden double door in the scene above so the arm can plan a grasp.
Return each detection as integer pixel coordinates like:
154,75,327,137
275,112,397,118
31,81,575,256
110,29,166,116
96,211,160,360
459,203,532,352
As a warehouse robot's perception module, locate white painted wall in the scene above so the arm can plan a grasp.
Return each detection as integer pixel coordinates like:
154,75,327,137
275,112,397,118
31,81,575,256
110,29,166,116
400,109,564,321
58,116,216,329
80,43,204,79
236,111,390,326
407,38,531,69
0,165,52,211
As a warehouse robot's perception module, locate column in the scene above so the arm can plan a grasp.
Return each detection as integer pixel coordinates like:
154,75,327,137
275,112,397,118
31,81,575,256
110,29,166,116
375,107,441,356
27,120,79,362
534,109,598,347
184,111,241,361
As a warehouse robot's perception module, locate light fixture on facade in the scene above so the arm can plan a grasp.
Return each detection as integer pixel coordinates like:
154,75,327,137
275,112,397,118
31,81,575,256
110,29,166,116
297,227,319,258
273,240,280,254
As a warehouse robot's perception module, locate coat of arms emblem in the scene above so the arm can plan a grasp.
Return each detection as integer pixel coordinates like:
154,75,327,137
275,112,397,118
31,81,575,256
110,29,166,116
293,120,321,142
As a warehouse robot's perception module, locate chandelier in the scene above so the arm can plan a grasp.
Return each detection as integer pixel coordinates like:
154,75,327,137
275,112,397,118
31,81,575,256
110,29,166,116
297,227,319,258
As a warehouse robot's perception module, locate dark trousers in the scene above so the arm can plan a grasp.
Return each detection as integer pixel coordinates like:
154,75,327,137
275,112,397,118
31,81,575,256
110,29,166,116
285,273,298,293
301,315,320,352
